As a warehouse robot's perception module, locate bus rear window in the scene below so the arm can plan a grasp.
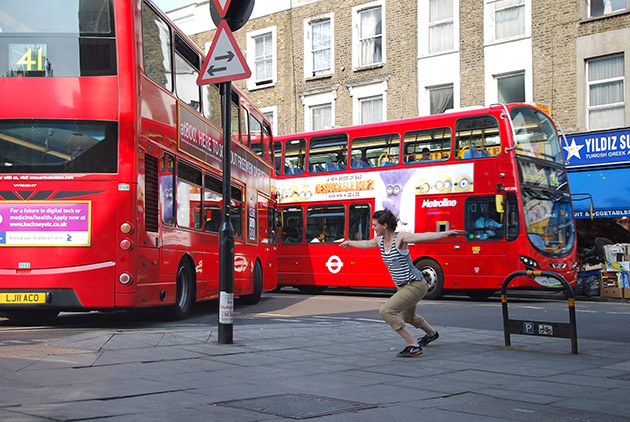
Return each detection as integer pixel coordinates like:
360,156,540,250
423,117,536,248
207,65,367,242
0,0,116,77
0,119,118,173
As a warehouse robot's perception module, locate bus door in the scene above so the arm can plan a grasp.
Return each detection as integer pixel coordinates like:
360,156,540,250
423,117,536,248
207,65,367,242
450,194,519,290
342,202,384,288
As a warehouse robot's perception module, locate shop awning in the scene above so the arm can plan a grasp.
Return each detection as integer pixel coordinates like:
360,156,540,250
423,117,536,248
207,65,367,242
568,168,630,219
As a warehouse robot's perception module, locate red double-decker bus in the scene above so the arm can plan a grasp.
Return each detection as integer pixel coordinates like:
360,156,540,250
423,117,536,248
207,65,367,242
274,104,577,299
0,0,277,320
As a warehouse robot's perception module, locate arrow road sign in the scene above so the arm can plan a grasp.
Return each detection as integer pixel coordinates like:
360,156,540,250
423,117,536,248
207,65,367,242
197,20,251,86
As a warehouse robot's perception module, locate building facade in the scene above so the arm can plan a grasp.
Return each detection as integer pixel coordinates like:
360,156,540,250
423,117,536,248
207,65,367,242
168,0,630,250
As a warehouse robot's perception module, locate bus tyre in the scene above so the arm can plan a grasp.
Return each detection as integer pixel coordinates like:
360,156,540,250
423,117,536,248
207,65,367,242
239,261,263,305
166,261,195,320
415,259,444,300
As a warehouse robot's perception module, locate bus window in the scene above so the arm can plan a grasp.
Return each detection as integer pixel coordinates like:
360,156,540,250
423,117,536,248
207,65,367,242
160,153,175,225
204,173,222,232
142,3,173,91
174,34,200,112
241,107,250,146
249,115,263,159
455,115,501,160
464,196,505,241
306,204,345,243
231,186,243,238
284,138,306,175
348,203,372,241
282,207,303,243
273,140,283,176
231,94,240,141
350,133,400,169
263,122,273,166
177,161,202,230
308,134,348,173
403,127,451,164
202,84,222,128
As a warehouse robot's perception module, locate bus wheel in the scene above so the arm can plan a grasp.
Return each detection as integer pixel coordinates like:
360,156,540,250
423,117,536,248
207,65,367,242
239,261,263,305
166,261,195,320
297,286,327,294
467,289,496,300
415,259,444,300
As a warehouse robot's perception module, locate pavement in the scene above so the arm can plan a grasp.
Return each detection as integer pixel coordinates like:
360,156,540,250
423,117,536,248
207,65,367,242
1,311,630,422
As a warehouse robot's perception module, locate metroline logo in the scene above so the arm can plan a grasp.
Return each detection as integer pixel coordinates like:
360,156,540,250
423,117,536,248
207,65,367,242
421,198,457,208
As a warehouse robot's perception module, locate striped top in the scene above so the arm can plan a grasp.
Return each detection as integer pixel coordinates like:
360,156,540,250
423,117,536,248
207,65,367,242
380,233,425,286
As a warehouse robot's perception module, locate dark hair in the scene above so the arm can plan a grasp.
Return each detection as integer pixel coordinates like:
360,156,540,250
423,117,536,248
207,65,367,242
372,209,397,231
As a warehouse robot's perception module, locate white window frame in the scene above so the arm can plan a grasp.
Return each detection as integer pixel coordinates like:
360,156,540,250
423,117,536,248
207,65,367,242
428,83,454,114
260,106,278,136
352,0,386,70
586,54,626,130
495,71,526,104
484,0,531,45
301,91,337,132
588,0,628,18
348,81,388,125
246,26,277,91
304,14,334,79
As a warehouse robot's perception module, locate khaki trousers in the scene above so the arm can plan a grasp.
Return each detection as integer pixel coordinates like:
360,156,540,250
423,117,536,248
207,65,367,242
379,279,428,331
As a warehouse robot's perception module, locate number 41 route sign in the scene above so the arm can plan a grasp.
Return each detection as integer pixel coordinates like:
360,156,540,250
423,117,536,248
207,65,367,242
197,19,251,86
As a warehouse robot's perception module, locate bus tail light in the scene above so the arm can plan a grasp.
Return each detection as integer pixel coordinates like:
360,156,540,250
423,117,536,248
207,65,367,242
519,255,540,270
119,273,132,285
120,222,133,234
120,239,133,251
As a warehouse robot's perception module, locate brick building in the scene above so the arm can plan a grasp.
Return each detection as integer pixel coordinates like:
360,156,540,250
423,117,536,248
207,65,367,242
170,0,629,138
168,0,630,259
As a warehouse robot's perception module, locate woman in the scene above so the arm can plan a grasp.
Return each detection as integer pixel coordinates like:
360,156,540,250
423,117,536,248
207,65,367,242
340,209,465,357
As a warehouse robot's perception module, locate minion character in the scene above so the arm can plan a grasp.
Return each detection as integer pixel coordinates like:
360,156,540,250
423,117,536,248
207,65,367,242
282,184,299,203
439,175,453,192
297,185,313,201
454,175,473,192
417,180,432,195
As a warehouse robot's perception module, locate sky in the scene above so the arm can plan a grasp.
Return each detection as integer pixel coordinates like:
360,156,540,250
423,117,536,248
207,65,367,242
152,0,195,13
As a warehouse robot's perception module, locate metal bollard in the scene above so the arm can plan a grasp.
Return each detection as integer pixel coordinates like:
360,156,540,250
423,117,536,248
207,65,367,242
501,270,578,354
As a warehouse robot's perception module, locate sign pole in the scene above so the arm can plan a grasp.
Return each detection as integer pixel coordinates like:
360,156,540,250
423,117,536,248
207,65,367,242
218,81,234,344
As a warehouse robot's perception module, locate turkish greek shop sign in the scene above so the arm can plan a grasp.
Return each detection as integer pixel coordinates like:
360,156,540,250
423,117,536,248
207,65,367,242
563,128,630,168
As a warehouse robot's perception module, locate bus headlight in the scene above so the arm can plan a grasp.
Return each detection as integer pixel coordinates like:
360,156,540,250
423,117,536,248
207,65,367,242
519,255,540,269
119,273,132,285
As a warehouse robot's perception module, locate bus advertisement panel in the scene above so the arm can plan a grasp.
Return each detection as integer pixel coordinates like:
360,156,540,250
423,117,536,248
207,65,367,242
274,104,576,299
0,0,277,321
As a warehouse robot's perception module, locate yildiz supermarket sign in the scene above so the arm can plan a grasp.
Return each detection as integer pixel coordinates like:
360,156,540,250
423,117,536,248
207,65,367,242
563,127,630,168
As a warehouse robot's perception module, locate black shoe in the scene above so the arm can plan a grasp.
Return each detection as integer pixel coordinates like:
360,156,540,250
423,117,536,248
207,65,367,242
397,345,423,357
418,331,439,346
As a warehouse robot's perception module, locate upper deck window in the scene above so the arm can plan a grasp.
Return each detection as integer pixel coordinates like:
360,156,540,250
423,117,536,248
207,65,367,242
142,2,172,91
350,133,400,169
510,106,563,163
308,134,348,174
403,128,451,164
455,115,501,160
0,0,116,77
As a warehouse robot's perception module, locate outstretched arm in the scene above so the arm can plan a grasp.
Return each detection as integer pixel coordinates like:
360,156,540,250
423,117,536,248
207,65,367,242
399,229,466,244
340,236,380,249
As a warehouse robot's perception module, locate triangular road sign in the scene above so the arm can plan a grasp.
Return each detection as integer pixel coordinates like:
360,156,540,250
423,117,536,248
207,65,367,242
213,0,231,18
197,20,251,86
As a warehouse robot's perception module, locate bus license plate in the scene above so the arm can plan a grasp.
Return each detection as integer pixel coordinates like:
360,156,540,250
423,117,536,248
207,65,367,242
0,292,47,304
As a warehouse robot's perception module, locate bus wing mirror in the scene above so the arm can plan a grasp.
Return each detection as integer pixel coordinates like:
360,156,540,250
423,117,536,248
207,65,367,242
496,194,505,214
